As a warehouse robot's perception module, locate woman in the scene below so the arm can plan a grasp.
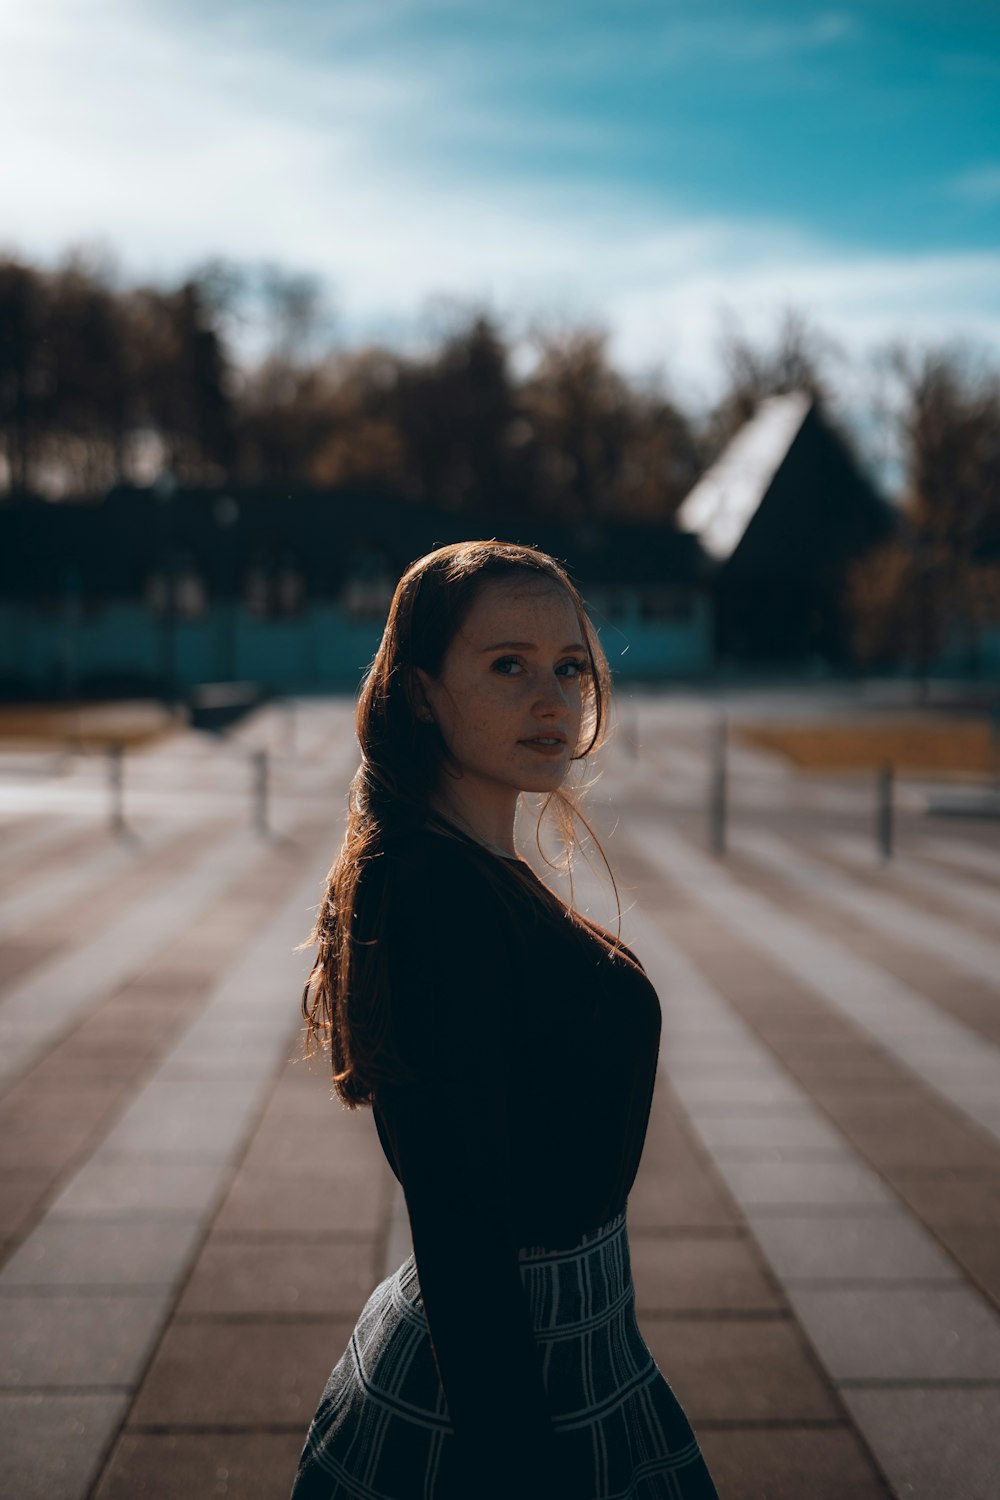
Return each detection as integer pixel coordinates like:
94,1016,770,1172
291,540,718,1500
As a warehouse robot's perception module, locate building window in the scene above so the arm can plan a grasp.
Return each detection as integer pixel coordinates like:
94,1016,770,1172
341,546,396,620
174,568,207,619
144,552,208,619
639,589,695,624
244,565,271,618
244,553,306,618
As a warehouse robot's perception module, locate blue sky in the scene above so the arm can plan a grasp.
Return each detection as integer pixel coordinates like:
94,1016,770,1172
3,0,999,405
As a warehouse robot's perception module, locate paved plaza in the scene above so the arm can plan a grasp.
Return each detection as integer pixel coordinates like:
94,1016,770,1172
1,692,998,1499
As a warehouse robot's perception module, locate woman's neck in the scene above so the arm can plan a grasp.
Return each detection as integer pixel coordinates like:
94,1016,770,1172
426,790,518,860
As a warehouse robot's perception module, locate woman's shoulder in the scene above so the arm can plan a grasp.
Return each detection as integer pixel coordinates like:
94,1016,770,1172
573,911,647,973
379,824,497,878
360,825,518,919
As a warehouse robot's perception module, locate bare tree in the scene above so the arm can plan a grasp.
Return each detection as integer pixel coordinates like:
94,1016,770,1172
0,258,47,492
520,328,630,520
703,307,843,459
848,342,1000,677
125,275,235,484
44,256,130,491
390,313,526,513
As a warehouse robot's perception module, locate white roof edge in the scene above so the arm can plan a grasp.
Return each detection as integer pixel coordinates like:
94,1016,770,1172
677,391,813,561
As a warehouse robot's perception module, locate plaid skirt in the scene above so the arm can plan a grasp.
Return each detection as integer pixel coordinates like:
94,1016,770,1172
290,1209,717,1499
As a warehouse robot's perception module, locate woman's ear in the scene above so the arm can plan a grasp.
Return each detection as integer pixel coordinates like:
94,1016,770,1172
407,667,435,725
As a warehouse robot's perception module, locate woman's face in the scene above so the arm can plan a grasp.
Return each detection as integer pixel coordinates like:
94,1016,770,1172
415,576,589,816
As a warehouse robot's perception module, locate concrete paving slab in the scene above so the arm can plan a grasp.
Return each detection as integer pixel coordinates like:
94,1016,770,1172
786,1285,1000,1380
250,1079,338,1126
210,1165,385,1237
93,1431,306,1500
732,826,1000,990
918,836,1000,883
261,1140,375,1198
0,1122,93,1174
0,1170,55,1239
714,1159,893,1212
696,1424,891,1500
0,812,95,871
606,878,1000,1495
644,1319,839,1423
628,853,1000,1304
0,826,259,1083
630,821,1000,1151
237,1131,388,1189
156,1022,294,1081
0,816,199,941
664,1050,792,1082
893,1172,1000,1230
36,1020,171,1069
827,831,1000,926
631,1087,717,1169
747,1208,961,1284
754,1042,904,1087
0,940,52,992
945,1226,1000,1298
0,1392,130,1500
48,1156,229,1222
1,1219,205,1289
127,1320,353,1428
842,1386,1000,1500
0,1291,169,1387
692,1110,846,1159
5,700,998,1499
813,1096,1000,1173
628,1154,741,1231
175,1239,380,1318
668,1074,807,1108
631,1233,782,1312
98,1077,265,1160
0,1075,172,1138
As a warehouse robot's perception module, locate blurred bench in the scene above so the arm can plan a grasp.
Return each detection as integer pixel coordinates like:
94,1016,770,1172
188,681,263,733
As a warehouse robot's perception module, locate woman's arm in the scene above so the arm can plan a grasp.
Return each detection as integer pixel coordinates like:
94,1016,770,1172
373,841,562,1496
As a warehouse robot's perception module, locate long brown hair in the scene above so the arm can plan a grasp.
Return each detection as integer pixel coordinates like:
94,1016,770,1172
299,539,614,1107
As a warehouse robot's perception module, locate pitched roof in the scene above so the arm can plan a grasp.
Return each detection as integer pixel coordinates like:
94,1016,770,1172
676,391,812,561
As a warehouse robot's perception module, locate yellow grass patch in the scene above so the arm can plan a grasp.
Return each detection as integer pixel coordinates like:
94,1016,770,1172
737,720,998,776
0,702,186,749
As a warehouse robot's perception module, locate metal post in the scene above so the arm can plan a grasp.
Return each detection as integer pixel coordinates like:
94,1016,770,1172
877,760,894,862
108,740,126,838
253,748,269,837
709,714,727,856
62,564,82,754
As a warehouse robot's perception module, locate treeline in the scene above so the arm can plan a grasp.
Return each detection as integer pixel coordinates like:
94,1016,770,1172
848,347,1000,672
2,252,998,669
0,254,853,520
0,253,714,521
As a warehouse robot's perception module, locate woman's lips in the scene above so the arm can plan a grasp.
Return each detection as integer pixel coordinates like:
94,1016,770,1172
519,737,567,757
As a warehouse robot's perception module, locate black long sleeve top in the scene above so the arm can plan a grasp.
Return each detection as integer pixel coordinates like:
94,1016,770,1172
360,826,662,1497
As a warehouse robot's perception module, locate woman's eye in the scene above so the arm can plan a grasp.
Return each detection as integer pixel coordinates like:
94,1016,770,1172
557,658,588,679
491,656,525,676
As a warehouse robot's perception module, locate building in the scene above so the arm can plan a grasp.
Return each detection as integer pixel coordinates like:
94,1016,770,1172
0,486,712,701
677,393,896,668
1,395,907,700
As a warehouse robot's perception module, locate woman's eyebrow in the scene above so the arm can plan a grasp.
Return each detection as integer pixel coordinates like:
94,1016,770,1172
480,640,586,653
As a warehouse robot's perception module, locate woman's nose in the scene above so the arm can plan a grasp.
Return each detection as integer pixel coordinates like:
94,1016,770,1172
534,674,569,713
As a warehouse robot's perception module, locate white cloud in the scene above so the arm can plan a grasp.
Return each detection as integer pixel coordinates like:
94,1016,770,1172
951,165,1000,202
657,10,859,62
1,0,996,417
605,246,1000,407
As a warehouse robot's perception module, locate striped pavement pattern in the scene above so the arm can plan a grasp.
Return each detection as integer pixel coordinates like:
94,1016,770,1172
0,692,998,1499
